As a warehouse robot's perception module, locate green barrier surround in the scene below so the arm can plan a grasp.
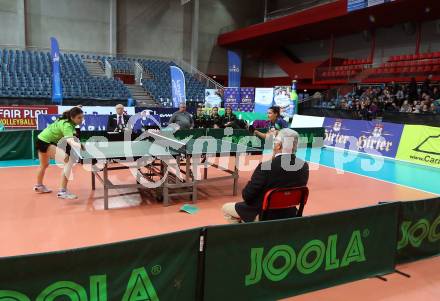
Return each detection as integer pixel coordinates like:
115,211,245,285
0,127,325,161
0,199,439,300
203,203,399,301
396,197,440,263
0,130,34,160
0,228,201,301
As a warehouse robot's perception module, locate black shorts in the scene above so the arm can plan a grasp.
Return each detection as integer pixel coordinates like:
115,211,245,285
36,138,72,155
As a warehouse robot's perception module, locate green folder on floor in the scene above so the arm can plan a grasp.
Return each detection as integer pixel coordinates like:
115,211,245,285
180,204,199,214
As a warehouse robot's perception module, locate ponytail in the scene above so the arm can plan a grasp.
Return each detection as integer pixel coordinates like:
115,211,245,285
60,107,84,121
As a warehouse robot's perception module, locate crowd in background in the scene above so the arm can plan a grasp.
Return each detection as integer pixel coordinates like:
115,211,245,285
319,78,440,119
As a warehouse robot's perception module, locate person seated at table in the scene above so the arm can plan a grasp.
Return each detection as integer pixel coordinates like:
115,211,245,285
206,106,223,128
107,104,130,132
222,129,309,223
169,102,194,130
194,105,208,129
221,106,237,128
252,106,289,140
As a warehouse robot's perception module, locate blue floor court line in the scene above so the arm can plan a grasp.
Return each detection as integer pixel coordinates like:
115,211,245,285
296,147,440,195
1,147,439,195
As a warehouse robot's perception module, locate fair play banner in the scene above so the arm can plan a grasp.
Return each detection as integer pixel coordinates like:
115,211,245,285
0,105,58,129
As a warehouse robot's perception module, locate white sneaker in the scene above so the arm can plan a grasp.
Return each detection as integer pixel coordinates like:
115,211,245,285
57,191,78,200
33,185,52,193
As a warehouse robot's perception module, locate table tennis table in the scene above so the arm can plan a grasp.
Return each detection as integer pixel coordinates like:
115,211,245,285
73,132,262,209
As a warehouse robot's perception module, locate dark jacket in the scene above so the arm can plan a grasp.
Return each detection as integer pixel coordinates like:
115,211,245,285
222,113,237,127
236,154,309,222
107,114,131,132
206,114,222,128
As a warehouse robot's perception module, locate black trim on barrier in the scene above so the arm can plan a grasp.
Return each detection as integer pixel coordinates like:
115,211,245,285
196,227,207,301
382,111,440,126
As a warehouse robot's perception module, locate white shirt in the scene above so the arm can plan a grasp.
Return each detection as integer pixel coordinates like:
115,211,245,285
275,152,294,158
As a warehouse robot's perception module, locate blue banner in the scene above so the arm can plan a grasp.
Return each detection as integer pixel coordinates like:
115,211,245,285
170,66,186,108
38,114,109,131
224,87,240,111
323,118,404,158
50,37,63,104
239,87,255,112
135,107,183,127
228,50,241,87
38,114,160,132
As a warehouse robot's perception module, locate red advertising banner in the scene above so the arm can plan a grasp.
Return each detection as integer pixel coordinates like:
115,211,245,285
0,105,58,129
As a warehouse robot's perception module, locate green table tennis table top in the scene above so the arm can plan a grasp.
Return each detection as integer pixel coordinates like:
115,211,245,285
77,138,263,161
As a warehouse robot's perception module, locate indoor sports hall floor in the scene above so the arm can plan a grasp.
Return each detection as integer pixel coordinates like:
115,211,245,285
0,147,439,300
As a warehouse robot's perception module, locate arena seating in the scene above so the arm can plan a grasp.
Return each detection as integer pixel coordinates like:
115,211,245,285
0,49,207,105
367,52,440,80
140,59,206,106
318,58,372,80
0,49,131,100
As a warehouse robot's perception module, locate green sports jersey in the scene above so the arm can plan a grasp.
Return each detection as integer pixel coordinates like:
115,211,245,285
38,119,76,144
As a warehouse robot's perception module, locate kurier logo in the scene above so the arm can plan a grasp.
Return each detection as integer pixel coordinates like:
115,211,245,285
0,266,160,301
398,214,440,250
245,230,367,286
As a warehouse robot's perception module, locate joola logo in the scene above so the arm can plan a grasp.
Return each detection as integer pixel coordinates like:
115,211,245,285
397,214,440,250
0,267,160,301
245,230,367,286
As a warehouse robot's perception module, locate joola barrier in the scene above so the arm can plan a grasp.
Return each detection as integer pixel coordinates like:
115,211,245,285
1,198,440,300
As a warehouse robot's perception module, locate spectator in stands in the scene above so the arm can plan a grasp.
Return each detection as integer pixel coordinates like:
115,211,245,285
400,100,412,113
206,107,222,128
169,102,194,130
222,129,309,223
253,106,289,140
395,87,405,104
432,87,440,100
34,107,84,199
408,78,418,101
413,103,421,113
430,103,439,114
421,104,431,114
108,104,130,132
317,81,440,115
222,106,237,128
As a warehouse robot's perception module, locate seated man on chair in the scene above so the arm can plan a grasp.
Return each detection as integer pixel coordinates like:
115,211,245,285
222,128,309,223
